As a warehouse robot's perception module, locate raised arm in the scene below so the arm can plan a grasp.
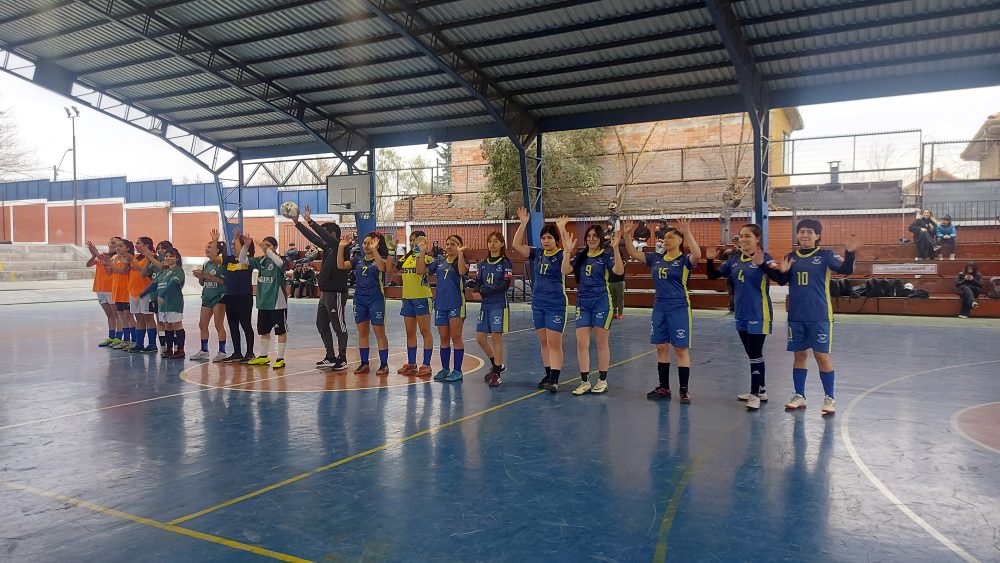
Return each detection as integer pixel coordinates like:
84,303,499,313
560,229,576,275
675,217,701,265
832,235,859,275
620,221,646,262
511,206,532,258
610,229,625,275
336,240,352,270
415,239,429,274
704,246,725,279
455,245,468,276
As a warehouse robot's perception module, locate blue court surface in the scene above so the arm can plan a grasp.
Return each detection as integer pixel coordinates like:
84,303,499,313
1,298,998,562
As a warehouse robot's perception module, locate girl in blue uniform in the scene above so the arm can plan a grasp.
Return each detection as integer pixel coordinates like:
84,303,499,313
774,219,858,414
623,218,702,403
417,234,468,382
512,207,574,393
707,224,780,410
474,231,513,387
338,231,390,375
570,224,625,395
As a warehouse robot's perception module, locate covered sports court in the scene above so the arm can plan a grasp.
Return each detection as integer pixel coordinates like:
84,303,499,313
1,1,999,561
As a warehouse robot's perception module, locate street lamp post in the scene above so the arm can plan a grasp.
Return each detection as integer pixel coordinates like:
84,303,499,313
65,106,80,246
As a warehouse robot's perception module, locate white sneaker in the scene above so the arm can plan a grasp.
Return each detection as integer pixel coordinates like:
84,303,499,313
822,396,836,414
972,301,979,309
572,381,592,395
211,351,229,362
738,391,768,401
958,315,968,319
591,380,608,394
746,395,761,410
758,391,768,401
190,350,210,360
785,394,807,409
112,340,129,349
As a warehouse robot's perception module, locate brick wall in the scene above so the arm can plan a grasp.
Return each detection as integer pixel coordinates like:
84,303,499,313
83,203,124,244
126,207,169,245
48,206,76,244
12,204,46,242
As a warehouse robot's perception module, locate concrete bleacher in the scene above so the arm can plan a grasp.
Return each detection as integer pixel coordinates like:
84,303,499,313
0,244,93,282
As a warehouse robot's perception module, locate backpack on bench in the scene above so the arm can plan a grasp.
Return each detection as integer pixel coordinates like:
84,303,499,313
990,277,1000,300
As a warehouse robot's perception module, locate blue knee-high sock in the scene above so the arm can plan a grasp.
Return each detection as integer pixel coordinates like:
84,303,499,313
378,348,388,368
108,329,115,339
201,339,209,352
115,330,123,340
360,348,370,364
219,340,226,353
793,368,808,396
423,347,433,367
819,371,835,398
454,348,465,371
440,347,451,370
146,328,156,348
407,346,417,365
124,327,133,343
136,329,145,349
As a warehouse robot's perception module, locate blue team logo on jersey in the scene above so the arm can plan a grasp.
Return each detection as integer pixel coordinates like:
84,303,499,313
672,260,680,266
675,329,686,339
812,256,823,265
375,312,383,319
493,315,502,324
553,315,562,323
749,263,759,269
817,333,828,344
596,311,605,319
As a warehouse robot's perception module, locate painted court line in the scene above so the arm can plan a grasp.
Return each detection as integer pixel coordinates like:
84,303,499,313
842,360,1000,563
0,480,312,563
167,349,656,526
0,328,535,432
949,402,1000,456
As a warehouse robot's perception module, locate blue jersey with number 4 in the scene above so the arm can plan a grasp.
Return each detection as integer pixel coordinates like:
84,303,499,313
717,252,775,323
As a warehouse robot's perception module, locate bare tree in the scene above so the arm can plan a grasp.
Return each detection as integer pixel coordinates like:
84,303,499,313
0,108,35,179
608,123,662,220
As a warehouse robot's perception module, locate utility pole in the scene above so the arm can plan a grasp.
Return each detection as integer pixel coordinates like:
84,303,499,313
65,106,80,245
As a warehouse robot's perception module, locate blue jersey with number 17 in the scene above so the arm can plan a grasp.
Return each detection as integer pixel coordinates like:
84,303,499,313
785,247,853,322
528,247,567,309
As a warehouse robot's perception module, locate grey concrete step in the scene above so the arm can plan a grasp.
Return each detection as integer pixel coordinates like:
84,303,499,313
0,260,91,271
0,252,83,261
0,244,80,254
0,269,95,282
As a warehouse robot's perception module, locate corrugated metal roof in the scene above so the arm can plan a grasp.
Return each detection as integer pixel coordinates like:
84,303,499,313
0,0,997,157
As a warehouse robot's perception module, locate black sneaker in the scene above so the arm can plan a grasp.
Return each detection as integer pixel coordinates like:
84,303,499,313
222,352,243,363
316,358,336,368
542,379,558,393
646,386,672,400
537,376,549,389
331,357,349,371
239,354,255,364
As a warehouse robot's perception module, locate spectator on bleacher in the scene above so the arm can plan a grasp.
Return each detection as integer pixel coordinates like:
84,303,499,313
296,244,320,265
955,262,982,319
296,264,316,298
285,265,298,294
395,240,407,260
632,221,650,250
935,215,958,260
720,236,740,313
604,223,626,319
652,220,670,254
908,209,938,261
284,242,299,264
431,241,445,259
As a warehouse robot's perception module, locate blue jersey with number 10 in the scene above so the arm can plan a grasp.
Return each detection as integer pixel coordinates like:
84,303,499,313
785,247,854,322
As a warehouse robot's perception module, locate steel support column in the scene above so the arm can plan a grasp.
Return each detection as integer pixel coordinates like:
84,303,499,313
518,134,543,246
751,106,770,243
355,151,377,239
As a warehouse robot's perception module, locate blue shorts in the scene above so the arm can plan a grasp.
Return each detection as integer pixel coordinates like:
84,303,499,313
736,319,771,335
354,294,385,326
434,307,465,326
576,295,612,329
650,304,691,348
786,321,832,353
400,297,431,317
532,305,567,332
477,306,509,334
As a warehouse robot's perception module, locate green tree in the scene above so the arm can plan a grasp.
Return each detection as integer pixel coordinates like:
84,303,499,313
433,142,453,192
480,129,604,215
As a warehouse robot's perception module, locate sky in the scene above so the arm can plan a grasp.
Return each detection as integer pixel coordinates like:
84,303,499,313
1,69,997,184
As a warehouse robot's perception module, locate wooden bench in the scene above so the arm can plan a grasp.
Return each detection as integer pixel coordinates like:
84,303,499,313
833,295,1000,317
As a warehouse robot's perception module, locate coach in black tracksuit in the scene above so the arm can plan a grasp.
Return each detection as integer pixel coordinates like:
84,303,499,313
293,206,350,370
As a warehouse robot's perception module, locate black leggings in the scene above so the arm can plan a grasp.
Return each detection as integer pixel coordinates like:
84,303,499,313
738,331,767,395
225,294,254,356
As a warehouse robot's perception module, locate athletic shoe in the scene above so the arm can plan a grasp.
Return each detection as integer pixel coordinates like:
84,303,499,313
785,394,807,409
126,342,139,351
160,349,172,358
106,338,123,347
445,370,463,382
615,314,623,320
572,381,592,395
248,356,270,366
141,346,158,354
537,377,549,389
746,395,761,410
972,301,980,309
679,391,691,404
127,345,144,354
397,363,417,376
272,358,286,369
487,368,502,387
958,314,968,319
375,365,390,376
591,380,608,394
190,350,210,360
240,354,255,364
331,357,348,371
433,369,451,381
646,386,671,400
219,352,240,362
415,365,433,378
168,350,186,360
822,396,836,414
211,351,228,362
316,357,334,366
737,392,767,401
112,340,129,350
98,338,115,348
354,363,370,374
542,378,558,393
